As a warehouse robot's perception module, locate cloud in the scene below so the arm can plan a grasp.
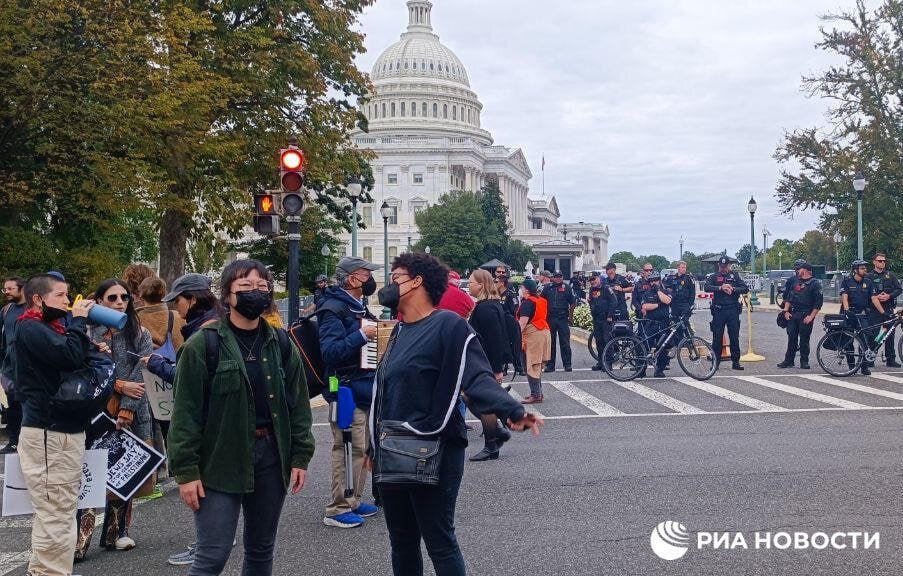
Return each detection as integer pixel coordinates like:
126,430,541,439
355,0,859,258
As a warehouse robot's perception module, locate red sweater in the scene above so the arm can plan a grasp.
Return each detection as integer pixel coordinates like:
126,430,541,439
438,282,475,319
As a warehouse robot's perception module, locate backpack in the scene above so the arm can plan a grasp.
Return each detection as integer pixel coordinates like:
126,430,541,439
154,311,177,363
50,348,116,426
286,300,357,400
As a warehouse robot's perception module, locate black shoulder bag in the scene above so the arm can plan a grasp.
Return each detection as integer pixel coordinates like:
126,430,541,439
373,325,443,486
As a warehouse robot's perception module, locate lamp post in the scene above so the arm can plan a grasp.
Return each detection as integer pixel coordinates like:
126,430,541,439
853,171,866,259
747,196,760,306
380,201,393,319
833,231,842,271
321,244,330,277
762,226,770,274
347,176,362,256
679,236,684,262
779,250,783,271
406,225,412,252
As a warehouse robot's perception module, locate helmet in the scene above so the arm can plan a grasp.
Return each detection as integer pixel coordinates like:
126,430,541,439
793,259,807,270
315,274,328,282
851,259,868,270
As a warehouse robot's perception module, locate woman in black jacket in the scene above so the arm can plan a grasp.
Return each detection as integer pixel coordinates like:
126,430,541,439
466,268,514,461
372,253,542,576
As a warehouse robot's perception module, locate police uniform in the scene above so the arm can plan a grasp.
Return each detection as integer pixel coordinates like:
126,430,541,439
604,272,632,320
500,283,525,374
704,257,749,368
638,277,672,376
588,280,617,369
632,276,653,317
570,274,586,301
666,272,696,320
541,275,576,371
868,267,902,366
778,265,823,368
840,274,873,314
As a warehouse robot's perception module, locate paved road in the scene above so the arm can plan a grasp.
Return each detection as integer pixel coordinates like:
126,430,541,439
2,310,902,575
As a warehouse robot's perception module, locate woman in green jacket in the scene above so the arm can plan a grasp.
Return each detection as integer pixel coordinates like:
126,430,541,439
168,259,315,576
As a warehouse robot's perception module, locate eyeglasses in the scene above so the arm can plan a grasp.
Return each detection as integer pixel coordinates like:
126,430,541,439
390,273,411,283
233,281,271,293
105,293,131,303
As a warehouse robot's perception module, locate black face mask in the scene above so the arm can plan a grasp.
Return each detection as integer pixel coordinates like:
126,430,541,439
41,302,69,322
233,290,271,320
377,278,414,309
361,276,377,297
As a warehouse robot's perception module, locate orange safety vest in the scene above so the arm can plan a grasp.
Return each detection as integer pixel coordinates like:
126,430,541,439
518,294,549,331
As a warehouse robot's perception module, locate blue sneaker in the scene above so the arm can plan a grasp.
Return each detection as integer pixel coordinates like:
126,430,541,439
352,503,380,517
323,512,364,528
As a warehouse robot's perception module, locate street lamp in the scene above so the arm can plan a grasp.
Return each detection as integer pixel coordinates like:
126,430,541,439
347,176,363,256
380,201,393,319
853,171,866,259
747,196,760,306
406,225,413,252
321,244,330,277
425,245,430,254
833,231,842,271
762,226,771,274
779,250,783,270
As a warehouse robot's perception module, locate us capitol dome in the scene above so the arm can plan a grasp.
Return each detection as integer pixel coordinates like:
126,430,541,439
342,0,609,277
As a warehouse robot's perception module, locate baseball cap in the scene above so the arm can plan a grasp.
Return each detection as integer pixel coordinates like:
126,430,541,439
539,270,552,277
797,261,813,271
552,271,563,278
522,278,539,293
337,256,381,276
162,273,212,302
448,270,461,281
718,256,731,265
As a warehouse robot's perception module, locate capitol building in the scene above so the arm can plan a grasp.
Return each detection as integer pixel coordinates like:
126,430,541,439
340,0,609,276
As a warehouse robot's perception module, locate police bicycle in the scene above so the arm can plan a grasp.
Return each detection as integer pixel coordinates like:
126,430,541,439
815,309,903,376
600,313,717,381
587,309,634,361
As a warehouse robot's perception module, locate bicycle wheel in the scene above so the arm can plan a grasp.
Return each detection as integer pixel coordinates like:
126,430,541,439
587,330,598,360
676,336,717,381
602,335,647,381
816,330,863,377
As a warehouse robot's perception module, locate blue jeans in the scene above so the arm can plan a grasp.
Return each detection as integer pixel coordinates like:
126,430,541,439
188,436,286,576
379,443,466,576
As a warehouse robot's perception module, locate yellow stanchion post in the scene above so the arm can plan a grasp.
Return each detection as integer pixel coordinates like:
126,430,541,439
740,294,765,362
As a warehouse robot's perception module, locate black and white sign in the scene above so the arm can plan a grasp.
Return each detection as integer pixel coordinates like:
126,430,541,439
90,413,164,501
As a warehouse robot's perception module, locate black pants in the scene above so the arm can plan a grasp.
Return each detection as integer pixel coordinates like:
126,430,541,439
783,315,814,364
504,315,523,371
3,389,21,445
711,306,741,363
547,316,572,369
867,311,897,363
380,444,466,576
592,318,611,364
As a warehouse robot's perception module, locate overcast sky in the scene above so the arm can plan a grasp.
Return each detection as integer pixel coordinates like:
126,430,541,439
354,0,858,260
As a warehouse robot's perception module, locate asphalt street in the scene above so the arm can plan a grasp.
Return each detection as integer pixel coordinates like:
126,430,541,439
2,309,903,575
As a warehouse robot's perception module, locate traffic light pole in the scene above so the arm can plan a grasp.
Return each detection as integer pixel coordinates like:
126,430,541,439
287,215,301,325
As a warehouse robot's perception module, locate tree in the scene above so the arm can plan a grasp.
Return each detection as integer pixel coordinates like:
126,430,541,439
792,230,836,267
774,0,903,260
0,0,375,285
609,251,638,271
478,179,509,259
414,191,488,272
735,244,761,268
502,240,537,273
638,255,670,271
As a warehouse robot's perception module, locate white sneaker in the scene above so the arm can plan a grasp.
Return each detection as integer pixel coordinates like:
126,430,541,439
115,536,136,550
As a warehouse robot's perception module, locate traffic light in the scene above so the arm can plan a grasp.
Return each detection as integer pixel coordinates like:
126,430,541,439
253,191,280,235
280,146,305,216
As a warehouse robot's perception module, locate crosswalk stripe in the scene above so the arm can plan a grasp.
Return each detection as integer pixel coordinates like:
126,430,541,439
870,373,903,385
671,376,787,411
611,380,704,414
0,517,31,529
798,374,903,402
0,552,30,576
733,376,869,409
508,388,545,418
549,381,624,416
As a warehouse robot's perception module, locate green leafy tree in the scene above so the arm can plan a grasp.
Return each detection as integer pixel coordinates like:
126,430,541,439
639,255,670,271
479,180,509,259
774,0,903,260
609,251,638,271
414,191,487,272
502,240,537,273
792,230,836,267
735,244,761,268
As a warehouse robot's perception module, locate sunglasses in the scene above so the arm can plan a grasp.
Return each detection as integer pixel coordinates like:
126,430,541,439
105,293,130,303
875,259,886,263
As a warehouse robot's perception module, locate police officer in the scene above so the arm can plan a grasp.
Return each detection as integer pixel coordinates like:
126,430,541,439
840,259,874,375
570,271,586,301
777,261,822,369
704,256,749,370
666,260,696,322
496,274,525,376
541,271,576,372
604,263,632,321
868,252,902,368
780,260,807,303
632,263,654,318
638,272,673,378
588,273,617,371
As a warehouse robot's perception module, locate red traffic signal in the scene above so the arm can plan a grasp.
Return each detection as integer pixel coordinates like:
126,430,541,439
254,192,278,215
280,147,305,193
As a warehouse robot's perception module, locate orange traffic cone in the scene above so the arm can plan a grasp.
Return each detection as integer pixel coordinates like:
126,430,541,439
720,333,731,360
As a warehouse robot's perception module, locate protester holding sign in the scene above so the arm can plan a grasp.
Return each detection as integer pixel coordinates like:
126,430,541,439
169,259,315,576
14,274,96,576
77,279,154,557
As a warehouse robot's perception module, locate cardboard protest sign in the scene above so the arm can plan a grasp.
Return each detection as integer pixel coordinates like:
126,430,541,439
142,367,173,421
3,450,107,516
90,414,165,501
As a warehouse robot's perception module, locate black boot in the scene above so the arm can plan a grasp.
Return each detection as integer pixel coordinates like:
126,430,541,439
495,421,511,448
469,438,499,461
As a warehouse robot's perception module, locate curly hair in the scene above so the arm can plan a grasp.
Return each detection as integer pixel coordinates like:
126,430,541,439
390,252,449,306
122,263,157,296
137,277,167,304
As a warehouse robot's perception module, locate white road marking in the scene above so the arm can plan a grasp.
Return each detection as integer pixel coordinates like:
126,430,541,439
798,374,903,402
733,375,869,409
507,388,546,418
611,380,704,414
671,376,787,412
548,381,623,416
869,373,903,385
0,552,30,576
